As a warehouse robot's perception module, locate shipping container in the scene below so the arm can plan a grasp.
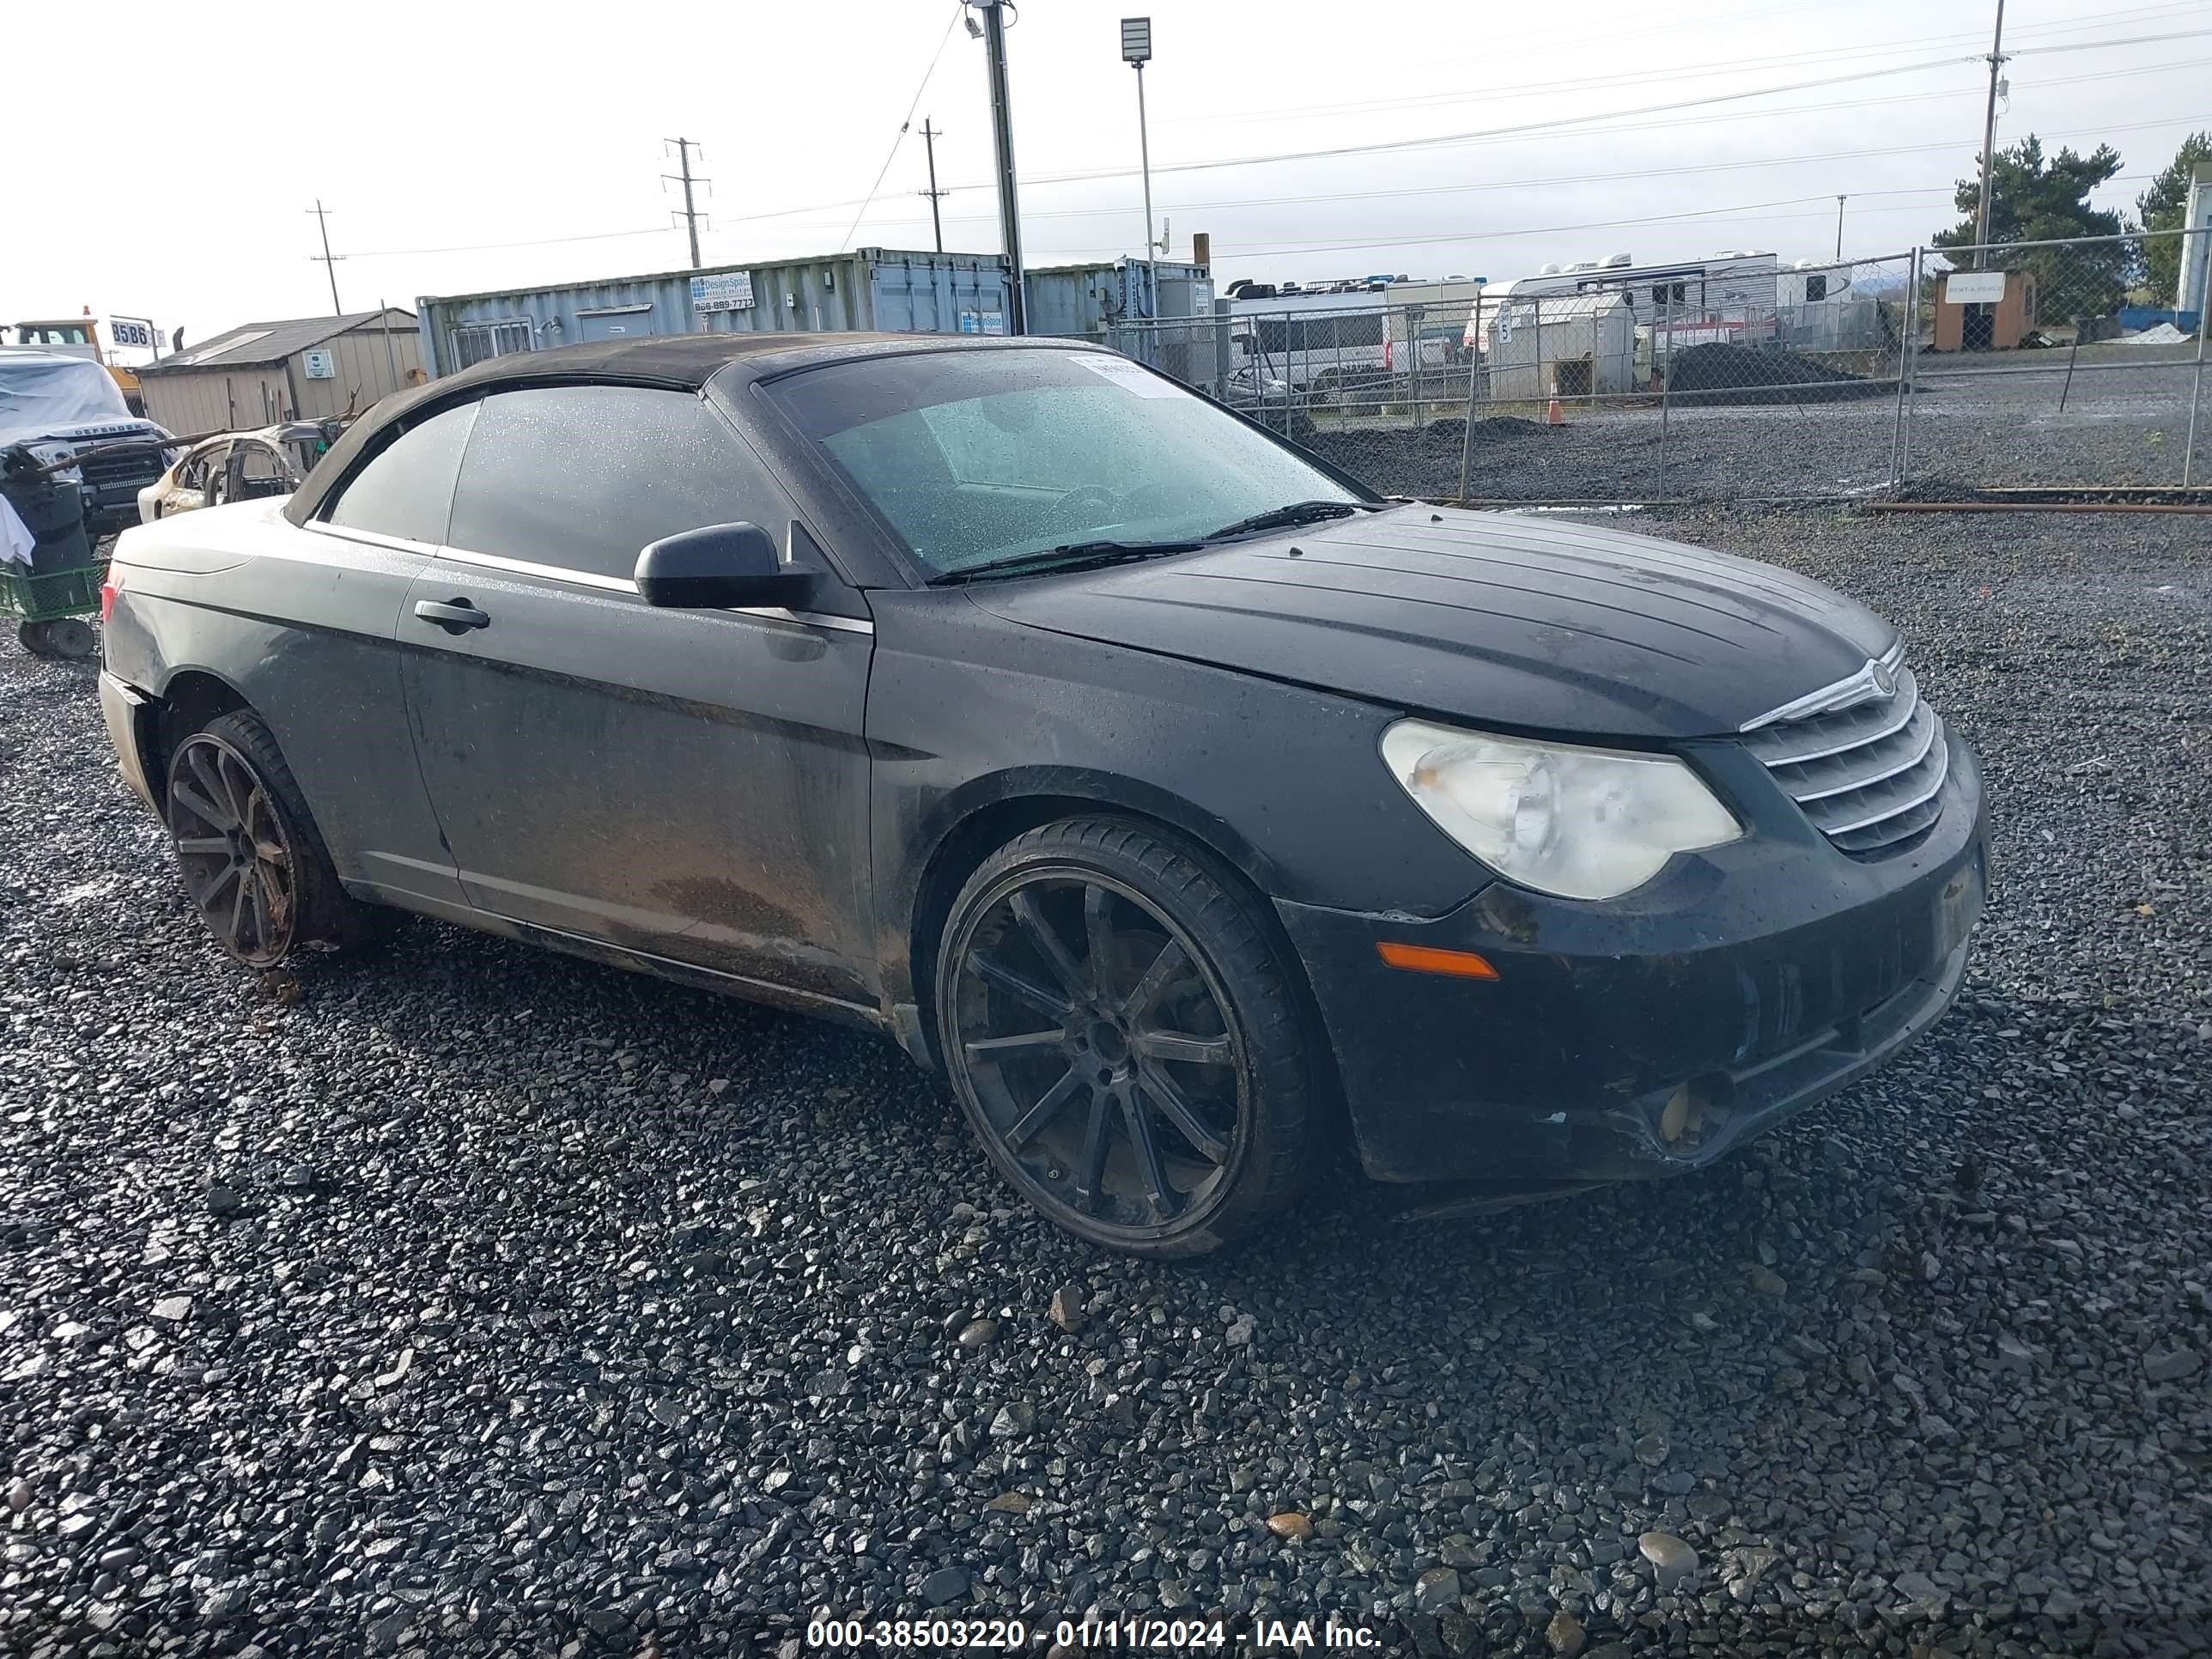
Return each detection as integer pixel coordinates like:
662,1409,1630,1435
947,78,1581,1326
1024,259,1214,340
415,250,1017,379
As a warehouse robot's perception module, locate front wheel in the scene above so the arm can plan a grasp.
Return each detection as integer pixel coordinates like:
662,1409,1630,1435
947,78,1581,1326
164,708,392,966
934,817,1323,1256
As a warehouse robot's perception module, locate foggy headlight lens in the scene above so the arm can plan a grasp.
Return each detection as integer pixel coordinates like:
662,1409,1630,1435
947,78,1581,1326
1381,720,1741,900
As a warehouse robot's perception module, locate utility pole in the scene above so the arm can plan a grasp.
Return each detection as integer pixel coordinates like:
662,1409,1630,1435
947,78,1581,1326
975,3,1026,333
918,119,948,253
307,199,344,315
1835,195,1847,260
663,137,711,269
1973,0,2008,266
1121,19,1156,263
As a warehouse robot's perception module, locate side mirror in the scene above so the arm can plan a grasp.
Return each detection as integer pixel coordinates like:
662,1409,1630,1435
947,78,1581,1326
634,522,811,610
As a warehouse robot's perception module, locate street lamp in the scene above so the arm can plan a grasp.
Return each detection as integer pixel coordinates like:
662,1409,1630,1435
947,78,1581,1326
1121,17,1156,260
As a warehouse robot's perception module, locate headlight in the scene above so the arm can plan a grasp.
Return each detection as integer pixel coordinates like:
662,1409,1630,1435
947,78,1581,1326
1380,720,1741,900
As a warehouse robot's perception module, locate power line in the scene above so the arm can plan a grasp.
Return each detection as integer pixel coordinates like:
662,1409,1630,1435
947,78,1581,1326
1162,9,2212,131
754,118,2193,235
838,1,966,252
713,52,2207,233
337,82,2198,268
349,225,671,259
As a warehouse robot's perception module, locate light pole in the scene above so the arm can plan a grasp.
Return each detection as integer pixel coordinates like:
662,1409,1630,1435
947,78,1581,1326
1835,195,1846,260
1122,17,1155,260
971,2,1027,334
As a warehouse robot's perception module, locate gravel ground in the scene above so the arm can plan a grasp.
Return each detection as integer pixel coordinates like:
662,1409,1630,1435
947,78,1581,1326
1294,347,2208,503
2,507,2208,1658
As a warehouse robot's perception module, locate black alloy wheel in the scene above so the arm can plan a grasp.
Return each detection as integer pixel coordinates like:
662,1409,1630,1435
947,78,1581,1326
937,818,1320,1255
167,732,299,965
162,708,392,966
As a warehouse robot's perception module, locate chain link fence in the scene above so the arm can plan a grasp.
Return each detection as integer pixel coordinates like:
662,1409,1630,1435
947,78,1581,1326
1084,230,2210,505
1900,229,2209,495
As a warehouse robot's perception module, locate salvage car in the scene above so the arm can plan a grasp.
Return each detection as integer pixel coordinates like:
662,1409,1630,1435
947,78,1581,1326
137,424,317,523
98,334,1988,1255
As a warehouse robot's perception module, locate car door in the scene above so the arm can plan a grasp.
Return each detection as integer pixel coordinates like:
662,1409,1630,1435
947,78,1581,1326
397,380,878,1009
229,441,293,501
156,441,222,518
257,398,483,911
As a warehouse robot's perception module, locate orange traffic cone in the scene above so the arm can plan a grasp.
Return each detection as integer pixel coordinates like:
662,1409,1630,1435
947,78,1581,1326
1546,395,1564,426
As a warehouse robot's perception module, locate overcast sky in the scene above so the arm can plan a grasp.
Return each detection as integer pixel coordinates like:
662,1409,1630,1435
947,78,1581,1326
9,0,2203,357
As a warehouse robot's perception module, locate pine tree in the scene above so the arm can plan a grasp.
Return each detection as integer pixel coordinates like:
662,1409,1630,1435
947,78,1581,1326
1932,137,2129,317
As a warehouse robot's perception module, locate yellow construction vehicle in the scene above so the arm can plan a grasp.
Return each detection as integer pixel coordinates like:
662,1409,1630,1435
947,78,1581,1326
8,312,149,416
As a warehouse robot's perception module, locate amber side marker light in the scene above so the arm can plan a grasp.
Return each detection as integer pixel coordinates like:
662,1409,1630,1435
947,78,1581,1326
1375,942,1499,981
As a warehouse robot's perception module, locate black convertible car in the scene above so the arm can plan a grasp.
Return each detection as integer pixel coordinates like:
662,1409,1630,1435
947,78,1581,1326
98,333,1987,1255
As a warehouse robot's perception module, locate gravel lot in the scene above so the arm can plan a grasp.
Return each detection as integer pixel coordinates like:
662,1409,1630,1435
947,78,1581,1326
2,507,2208,1657
1299,346,2208,503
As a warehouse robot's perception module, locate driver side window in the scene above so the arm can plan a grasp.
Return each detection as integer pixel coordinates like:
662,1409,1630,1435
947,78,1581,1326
325,401,480,546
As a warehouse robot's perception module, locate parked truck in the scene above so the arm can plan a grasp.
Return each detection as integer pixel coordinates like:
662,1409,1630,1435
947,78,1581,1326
0,349,174,537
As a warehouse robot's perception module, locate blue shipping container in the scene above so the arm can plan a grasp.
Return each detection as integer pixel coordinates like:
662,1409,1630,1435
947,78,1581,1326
416,249,1015,378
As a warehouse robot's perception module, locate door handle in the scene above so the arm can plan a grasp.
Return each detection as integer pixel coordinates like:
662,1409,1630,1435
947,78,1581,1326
414,598,489,635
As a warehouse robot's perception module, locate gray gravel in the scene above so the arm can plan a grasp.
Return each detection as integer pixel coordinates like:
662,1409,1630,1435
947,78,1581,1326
2,507,2209,1656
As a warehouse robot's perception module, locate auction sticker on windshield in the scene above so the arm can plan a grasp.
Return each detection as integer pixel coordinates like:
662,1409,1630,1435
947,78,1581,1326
1070,354,1182,397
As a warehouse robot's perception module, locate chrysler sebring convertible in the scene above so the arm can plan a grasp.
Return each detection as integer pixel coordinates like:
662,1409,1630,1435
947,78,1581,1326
97,333,1987,1255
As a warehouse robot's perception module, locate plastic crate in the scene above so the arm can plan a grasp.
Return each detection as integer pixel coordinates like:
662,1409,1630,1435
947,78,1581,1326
0,558,107,625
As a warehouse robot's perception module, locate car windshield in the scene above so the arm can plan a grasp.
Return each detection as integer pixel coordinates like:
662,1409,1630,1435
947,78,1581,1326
763,348,1369,577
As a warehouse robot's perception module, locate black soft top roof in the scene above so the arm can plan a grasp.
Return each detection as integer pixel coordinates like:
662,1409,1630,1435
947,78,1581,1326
283,331,1071,527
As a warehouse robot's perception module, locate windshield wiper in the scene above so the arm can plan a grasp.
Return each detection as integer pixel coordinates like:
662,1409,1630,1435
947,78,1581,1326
1203,499,1376,540
931,539,1206,586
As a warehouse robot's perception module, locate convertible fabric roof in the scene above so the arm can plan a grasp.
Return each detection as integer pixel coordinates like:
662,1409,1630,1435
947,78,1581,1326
282,331,1007,526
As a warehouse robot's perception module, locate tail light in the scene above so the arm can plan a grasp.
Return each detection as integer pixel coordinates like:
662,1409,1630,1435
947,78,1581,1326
100,568,121,624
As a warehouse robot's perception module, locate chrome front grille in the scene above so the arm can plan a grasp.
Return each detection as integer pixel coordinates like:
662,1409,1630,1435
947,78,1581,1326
1741,646,1950,856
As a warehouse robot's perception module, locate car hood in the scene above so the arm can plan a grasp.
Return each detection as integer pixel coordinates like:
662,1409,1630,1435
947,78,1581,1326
958,507,1896,740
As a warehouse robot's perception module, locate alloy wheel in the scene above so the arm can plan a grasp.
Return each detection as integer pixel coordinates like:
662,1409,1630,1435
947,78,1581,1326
947,869,1249,1236
167,733,297,964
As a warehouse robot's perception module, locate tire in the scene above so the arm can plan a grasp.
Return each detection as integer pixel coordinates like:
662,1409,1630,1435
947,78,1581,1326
17,621,56,658
163,708,393,966
37,617,95,659
933,816,1322,1256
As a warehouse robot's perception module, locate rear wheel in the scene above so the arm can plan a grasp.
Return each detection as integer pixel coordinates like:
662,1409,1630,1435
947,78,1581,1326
163,708,392,965
935,817,1322,1256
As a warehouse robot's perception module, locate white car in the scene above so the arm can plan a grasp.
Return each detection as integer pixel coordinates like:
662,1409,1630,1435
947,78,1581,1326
137,424,320,524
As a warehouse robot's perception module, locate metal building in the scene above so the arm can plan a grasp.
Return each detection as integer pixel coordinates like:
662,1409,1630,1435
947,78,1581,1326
135,310,422,434
415,251,1017,379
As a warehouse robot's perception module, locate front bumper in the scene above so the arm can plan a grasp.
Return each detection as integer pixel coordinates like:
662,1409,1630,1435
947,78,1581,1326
1279,732,1989,1184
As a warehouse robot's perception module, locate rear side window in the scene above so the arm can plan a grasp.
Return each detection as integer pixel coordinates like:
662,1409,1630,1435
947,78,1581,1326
444,385,757,581
324,402,478,545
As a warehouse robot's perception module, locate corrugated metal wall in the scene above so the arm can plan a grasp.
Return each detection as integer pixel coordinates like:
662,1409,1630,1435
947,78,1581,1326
1024,261,1214,340
289,326,423,420
416,251,1017,378
138,370,289,436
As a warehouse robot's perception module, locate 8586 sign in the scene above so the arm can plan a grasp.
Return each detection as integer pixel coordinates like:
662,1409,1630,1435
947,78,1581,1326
109,319,155,348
